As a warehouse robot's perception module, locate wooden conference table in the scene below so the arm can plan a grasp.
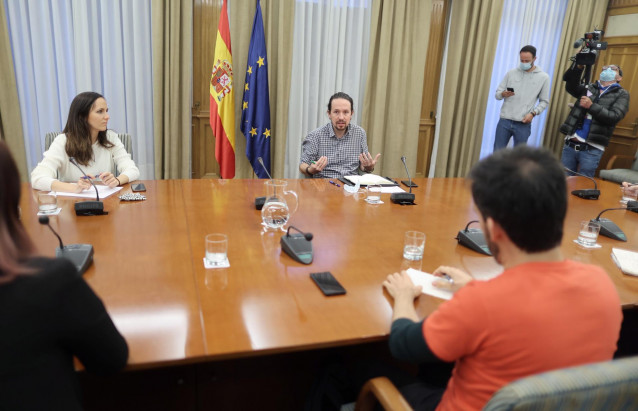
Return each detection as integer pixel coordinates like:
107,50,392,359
20,177,638,370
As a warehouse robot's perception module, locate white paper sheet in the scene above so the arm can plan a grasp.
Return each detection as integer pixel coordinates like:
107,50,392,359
611,248,638,276
381,186,406,194
406,268,454,300
51,185,123,199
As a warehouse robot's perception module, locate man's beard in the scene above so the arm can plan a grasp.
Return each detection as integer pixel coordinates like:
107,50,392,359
484,224,501,265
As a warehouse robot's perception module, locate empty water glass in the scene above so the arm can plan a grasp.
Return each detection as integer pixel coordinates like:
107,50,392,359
403,231,426,260
37,192,58,214
205,234,228,266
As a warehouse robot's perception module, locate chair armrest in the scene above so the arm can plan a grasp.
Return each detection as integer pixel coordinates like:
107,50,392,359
604,155,636,170
355,377,413,411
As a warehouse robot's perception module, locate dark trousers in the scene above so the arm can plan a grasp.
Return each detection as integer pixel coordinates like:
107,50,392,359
352,360,454,410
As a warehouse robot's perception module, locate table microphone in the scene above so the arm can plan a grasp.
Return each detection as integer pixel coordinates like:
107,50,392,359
564,167,600,200
255,156,272,210
591,207,634,241
456,220,492,256
280,225,313,264
69,157,105,215
391,156,415,205
39,215,94,274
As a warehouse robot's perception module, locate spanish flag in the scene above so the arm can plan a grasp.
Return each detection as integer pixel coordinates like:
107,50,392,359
209,0,235,178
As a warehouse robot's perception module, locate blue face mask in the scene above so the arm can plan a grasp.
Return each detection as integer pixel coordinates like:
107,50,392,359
519,62,532,71
599,68,617,82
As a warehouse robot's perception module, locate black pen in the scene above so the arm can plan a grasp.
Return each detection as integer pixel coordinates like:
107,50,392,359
441,273,454,284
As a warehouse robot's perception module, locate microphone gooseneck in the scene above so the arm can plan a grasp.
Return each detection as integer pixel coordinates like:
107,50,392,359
257,156,273,180
286,225,313,241
69,157,100,201
464,220,479,232
564,167,598,190
401,156,412,194
595,207,631,221
391,156,416,205
38,215,64,249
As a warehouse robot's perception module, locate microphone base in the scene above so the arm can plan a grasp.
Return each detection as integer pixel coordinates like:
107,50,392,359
571,189,600,200
56,244,94,275
280,233,313,264
390,193,416,205
592,218,627,242
456,229,492,256
627,200,638,213
74,201,105,216
255,196,266,210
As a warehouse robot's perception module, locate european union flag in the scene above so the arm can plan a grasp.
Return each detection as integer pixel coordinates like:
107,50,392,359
241,0,271,179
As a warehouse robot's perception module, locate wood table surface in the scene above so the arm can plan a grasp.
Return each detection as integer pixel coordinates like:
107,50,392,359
20,177,638,369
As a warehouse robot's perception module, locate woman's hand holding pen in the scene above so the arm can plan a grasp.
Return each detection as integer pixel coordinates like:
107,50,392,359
431,266,473,292
99,172,120,188
74,177,92,193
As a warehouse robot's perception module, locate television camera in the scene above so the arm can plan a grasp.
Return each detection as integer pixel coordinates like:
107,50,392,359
570,29,608,84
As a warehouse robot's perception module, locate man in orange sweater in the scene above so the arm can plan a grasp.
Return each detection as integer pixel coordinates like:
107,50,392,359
383,146,622,411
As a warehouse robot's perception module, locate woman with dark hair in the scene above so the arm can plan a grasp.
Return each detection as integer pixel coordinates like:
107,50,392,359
31,91,139,192
1,141,128,408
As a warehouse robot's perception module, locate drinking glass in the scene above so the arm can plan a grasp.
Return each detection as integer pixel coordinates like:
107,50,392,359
576,221,600,247
403,231,426,260
37,192,58,214
366,184,382,204
205,234,228,266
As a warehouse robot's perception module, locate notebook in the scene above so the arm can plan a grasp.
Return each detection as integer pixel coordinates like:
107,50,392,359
341,174,398,187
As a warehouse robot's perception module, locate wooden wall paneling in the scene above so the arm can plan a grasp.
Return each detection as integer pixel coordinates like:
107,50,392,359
594,4,638,175
417,0,449,177
193,0,222,179
609,0,638,9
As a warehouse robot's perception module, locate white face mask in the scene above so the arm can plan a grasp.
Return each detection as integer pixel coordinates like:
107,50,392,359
599,68,617,82
519,61,532,71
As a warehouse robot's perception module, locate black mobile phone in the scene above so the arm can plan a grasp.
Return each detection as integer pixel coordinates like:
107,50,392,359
507,87,514,92
401,180,418,188
310,272,346,296
131,183,147,192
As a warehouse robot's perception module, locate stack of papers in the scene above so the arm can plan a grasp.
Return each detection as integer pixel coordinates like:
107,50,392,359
51,185,123,199
406,268,454,300
611,248,638,277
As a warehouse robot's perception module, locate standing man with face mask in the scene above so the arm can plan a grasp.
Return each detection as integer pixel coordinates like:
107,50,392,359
493,45,551,151
560,64,630,177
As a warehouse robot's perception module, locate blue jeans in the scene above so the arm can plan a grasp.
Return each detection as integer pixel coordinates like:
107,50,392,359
560,143,604,177
494,118,531,151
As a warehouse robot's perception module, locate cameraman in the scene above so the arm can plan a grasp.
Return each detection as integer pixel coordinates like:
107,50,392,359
560,64,629,177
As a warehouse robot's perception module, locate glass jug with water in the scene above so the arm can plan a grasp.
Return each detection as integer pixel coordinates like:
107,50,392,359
261,180,298,231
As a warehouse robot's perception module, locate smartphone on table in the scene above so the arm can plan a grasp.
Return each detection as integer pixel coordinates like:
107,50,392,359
131,183,146,192
310,272,346,296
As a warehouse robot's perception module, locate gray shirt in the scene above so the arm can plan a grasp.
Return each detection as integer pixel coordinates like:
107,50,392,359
300,122,369,179
496,66,550,121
